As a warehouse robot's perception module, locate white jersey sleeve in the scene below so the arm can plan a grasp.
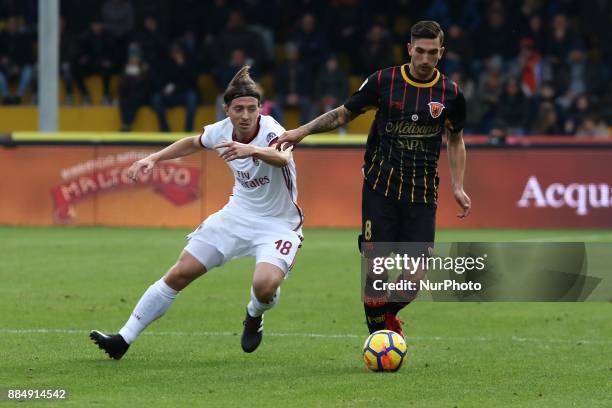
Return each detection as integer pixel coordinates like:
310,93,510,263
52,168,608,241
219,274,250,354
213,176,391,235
199,119,233,149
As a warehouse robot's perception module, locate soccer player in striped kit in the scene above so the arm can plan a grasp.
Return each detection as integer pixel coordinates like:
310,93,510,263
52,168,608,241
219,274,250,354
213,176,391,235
278,21,470,337
90,66,303,358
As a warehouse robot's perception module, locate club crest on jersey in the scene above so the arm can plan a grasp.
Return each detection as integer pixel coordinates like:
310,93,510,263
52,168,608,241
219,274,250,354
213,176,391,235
266,132,277,145
428,102,445,118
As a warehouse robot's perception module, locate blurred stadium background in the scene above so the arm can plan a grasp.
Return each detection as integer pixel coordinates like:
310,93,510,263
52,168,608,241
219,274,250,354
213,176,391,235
0,0,610,135
1,1,611,406
1,0,611,229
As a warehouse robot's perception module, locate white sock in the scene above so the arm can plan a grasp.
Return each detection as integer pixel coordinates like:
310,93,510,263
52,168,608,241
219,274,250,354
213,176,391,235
247,286,280,317
118,278,178,344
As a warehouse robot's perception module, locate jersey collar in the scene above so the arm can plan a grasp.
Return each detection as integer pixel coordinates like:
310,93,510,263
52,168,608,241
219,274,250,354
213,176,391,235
232,115,261,144
400,65,441,88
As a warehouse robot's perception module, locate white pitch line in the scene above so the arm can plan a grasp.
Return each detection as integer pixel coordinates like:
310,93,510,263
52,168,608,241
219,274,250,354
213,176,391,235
0,328,610,345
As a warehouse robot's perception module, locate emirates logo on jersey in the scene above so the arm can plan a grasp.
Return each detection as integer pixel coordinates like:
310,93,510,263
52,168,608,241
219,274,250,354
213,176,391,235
428,102,445,118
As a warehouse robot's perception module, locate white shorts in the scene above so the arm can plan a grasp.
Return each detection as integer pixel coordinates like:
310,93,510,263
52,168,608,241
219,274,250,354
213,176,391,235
184,208,303,275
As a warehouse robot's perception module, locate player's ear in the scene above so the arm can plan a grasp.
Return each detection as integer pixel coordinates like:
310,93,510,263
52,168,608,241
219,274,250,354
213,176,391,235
438,46,445,58
223,103,229,117
407,42,413,57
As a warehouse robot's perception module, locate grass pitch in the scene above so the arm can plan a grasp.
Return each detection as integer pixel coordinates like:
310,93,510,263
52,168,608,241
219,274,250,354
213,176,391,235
1,227,611,407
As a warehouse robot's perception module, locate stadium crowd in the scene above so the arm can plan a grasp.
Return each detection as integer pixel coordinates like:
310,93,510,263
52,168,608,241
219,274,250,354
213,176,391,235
0,0,610,137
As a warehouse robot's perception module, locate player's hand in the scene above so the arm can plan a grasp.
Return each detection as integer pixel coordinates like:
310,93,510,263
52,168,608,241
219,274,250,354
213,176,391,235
453,188,471,218
275,128,308,150
271,141,294,153
280,142,294,153
127,156,157,180
214,141,255,161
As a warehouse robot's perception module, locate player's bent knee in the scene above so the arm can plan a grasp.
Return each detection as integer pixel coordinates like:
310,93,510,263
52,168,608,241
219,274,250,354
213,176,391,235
252,276,282,302
252,262,285,302
252,280,279,302
164,251,207,291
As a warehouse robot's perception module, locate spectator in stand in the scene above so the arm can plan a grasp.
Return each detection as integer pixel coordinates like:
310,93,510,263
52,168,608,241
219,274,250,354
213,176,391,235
329,0,364,73
458,0,482,33
508,37,550,98
476,3,517,61
600,81,612,125
528,82,565,132
243,4,276,70
178,28,198,60
289,13,329,74
118,43,150,132
563,94,592,135
425,0,451,29
512,0,537,33
74,16,114,105
575,113,609,138
164,0,205,40
477,56,505,132
198,0,232,72
101,0,134,67
203,0,231,37
213,10,267,71
285,0,327,27
132,15,167,72
60,16,79,105
554,44,607,109
274,43,313,126
578,0,612,82
546,14,578,71
0,16,35,105
151,43,198,132
532,102,563,135
443,24,471,76
497,77,530,135
314,55,348,132
360,24,394,76
488,119,508,145
526,14,546,53
60,0,104,35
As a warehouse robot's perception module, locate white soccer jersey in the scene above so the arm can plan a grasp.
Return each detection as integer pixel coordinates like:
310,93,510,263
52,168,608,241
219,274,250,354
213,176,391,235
199,115,303,231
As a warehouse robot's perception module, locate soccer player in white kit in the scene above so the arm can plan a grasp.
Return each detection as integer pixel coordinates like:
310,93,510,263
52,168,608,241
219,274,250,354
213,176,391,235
90,66,303,358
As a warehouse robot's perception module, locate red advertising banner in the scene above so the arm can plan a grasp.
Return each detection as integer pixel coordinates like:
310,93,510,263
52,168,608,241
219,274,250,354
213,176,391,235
50,161,199,222
0,146,610,229
436,149,612,229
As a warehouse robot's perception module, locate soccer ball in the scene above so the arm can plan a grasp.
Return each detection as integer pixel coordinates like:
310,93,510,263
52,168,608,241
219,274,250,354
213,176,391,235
362,330,407,372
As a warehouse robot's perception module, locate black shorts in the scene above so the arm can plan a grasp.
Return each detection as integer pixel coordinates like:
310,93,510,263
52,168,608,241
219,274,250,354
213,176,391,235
360,182,436,247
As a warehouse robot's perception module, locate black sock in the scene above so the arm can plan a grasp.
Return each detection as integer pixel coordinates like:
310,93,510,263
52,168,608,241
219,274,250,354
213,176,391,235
362,256,389,333
364,296,388,333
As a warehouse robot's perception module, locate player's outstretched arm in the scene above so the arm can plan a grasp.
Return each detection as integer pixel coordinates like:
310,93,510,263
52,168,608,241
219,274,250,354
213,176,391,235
214,141,293,167
276,106,359,149
128,135,203,180
447,130,471,218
